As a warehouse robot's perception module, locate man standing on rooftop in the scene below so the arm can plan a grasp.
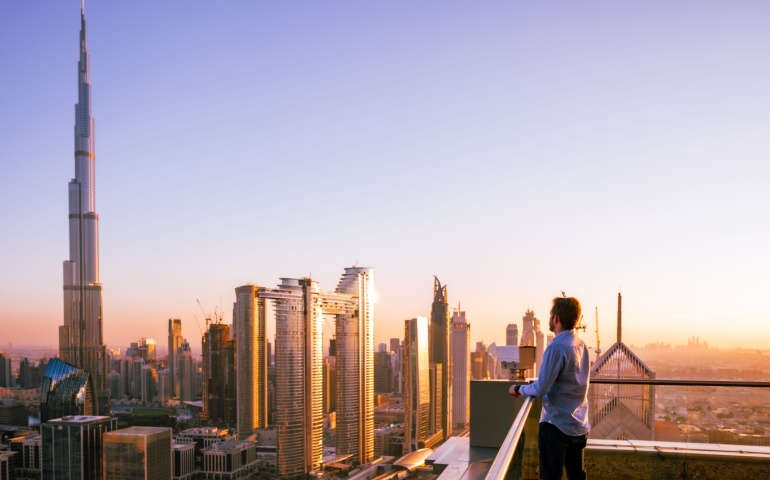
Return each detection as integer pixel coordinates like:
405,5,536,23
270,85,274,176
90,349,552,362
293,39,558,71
510,296,590,480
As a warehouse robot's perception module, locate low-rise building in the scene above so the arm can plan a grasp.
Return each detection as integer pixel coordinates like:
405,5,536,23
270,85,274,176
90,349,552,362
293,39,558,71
9,433,40,479
201,439,258,479
0,450,18,480
172,442,196,480
175,427,234,470
103,426,173,480
41,415,117,480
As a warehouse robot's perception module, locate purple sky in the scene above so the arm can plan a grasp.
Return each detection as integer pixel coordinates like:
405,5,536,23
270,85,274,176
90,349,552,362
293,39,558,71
1,1,769,354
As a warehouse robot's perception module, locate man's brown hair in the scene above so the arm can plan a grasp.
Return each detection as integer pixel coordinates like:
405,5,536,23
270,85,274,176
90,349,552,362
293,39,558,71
551,297,581,330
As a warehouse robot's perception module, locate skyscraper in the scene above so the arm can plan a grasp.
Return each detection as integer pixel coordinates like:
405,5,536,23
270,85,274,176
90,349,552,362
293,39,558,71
429,277,452,439
374,351,393,393
157,368,171,404
140,363,156,404
177,340,196,403
0,352,10,388
536,329,545,376
519,309,541,377
40,358,96,423
202,323,235,427
520,309,536,347
505,324,519,346
233,285,269,440
131,359,143,399
391,338,404,394
404,317,430,453
323,356,336,415
332,267,375,464
58,5,109,414
108,370,121,400
470,342,490,380
167,319,183,398
450,309,471,430
428,364,442,435
19,358,32,389
271,278,324,478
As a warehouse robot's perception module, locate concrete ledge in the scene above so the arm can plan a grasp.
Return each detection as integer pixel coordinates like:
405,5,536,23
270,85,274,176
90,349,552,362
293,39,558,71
428,436,500,480
585,439,770,479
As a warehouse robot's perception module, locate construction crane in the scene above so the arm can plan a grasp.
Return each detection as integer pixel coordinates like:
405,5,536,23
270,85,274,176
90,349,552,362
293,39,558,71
594,306,601,360
192,314,205,337
197,299,212,332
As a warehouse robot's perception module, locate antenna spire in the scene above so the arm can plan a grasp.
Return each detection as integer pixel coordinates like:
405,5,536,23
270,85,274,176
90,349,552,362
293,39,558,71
617,292,622,344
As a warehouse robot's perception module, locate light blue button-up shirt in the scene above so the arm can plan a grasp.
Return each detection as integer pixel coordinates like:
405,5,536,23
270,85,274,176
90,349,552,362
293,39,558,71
519,329,591,436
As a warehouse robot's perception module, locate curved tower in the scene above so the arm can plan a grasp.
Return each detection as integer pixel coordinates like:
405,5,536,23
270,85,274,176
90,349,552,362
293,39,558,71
59,4,109,414
40,358,96,423
273,278,324,478
334,267,375,464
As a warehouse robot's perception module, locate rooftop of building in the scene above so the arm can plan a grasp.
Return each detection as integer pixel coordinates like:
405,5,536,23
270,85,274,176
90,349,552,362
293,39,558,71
201,439,256,453
105,426,171,437
0,425,33,434
47,415,112,425
179,426,229,436
9,433,40,443
427,378,770,480
394,448,435,472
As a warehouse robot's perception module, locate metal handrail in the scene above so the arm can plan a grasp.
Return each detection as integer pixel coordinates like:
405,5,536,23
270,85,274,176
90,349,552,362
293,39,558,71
484,396,533,480
482,379,769,480
484,377,770,480
590,378,770,388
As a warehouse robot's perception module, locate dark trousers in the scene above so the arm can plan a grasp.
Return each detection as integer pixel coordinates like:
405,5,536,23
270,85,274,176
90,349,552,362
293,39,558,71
538,421,587,480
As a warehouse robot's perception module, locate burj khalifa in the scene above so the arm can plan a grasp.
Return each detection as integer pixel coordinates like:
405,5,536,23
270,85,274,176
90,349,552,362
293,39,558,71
59,4,109,413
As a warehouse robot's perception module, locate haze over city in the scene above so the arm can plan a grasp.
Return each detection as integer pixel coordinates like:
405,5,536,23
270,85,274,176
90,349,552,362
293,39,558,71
2,1,769,352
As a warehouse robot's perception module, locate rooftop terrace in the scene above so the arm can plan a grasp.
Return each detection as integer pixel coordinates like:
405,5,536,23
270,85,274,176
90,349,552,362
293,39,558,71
429,378,770,480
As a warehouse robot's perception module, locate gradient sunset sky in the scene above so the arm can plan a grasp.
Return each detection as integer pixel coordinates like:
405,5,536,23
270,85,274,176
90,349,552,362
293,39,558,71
1,1,769,353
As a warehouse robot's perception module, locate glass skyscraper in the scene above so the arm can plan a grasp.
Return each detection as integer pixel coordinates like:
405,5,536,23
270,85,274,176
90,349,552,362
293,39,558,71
40,358,96,423
272,278,324,478
405,316,430,452
333,267,375,464
429,277,452,439
233,285,269,440
58,4,109,415
167,319,183,398
262,268,376,475
451,310,471,429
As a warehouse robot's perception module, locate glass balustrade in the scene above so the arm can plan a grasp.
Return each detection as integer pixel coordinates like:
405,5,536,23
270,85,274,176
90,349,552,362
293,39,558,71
484,379,770,480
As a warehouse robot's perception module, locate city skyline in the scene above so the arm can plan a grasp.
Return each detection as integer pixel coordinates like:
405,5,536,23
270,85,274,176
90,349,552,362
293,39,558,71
2,1,770,351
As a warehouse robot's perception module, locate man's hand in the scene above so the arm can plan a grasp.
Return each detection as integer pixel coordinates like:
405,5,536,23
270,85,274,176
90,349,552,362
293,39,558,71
509,384,521,398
